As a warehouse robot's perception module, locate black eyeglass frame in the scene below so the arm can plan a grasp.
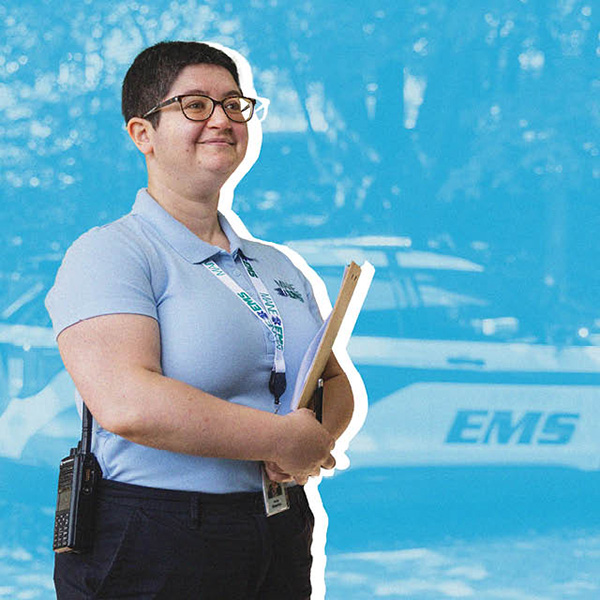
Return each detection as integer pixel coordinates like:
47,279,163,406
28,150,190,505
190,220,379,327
141,94,257,123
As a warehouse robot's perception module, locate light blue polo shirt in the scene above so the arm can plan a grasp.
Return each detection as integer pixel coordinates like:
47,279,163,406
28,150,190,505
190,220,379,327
45,189,324,493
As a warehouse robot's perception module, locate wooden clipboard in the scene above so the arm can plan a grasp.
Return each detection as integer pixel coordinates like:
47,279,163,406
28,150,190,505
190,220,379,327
296,261,362,410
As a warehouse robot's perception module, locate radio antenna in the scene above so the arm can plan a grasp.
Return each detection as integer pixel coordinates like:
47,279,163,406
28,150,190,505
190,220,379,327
81,404,93,454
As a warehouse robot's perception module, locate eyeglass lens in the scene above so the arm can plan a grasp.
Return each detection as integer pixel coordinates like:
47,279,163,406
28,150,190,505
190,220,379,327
181,96,254,122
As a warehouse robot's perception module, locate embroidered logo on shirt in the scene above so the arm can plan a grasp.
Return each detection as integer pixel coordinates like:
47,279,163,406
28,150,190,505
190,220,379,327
273,280,305,303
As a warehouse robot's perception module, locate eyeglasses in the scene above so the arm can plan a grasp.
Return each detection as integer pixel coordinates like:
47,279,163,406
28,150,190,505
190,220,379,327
142,94,257,123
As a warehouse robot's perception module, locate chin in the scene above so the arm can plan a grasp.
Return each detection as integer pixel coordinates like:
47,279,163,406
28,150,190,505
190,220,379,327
200,162,240,180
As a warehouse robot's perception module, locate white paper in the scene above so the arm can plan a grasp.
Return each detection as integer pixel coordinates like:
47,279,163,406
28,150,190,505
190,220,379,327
291,315,331,410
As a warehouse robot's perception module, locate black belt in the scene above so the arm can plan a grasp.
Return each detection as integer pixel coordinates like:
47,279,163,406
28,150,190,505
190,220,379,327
98,478,306,517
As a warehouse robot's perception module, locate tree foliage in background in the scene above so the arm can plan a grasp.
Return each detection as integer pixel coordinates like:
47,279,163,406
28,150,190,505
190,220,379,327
1,0,598,310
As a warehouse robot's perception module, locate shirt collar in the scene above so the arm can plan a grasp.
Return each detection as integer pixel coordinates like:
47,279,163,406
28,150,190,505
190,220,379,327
130,189,255,263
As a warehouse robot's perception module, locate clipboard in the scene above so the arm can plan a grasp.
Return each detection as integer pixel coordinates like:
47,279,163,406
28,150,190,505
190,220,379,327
296,261,363,410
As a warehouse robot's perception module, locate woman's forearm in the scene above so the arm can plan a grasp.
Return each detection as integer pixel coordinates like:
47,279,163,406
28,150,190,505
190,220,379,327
78,365,334,478
322,368,354,440
57,314,336,477
107,367,287,461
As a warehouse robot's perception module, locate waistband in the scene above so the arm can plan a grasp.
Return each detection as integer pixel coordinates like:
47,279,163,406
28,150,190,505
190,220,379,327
98,478,306,517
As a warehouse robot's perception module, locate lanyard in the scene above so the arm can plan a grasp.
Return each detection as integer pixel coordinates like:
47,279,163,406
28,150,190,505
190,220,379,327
203,256,287,410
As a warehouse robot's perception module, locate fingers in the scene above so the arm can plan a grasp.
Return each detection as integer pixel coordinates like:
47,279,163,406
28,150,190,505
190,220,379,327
264,461,293,483
266,454,336,487
277,409,337,477
293,464,333,486
268,471,293,483
291,453,337,486
322,453,336,471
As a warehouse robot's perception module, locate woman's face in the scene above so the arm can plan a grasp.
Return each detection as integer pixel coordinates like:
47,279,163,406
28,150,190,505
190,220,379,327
146,63,249,197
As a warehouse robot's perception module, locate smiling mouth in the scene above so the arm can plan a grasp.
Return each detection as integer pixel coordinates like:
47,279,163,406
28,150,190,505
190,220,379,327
200,139,234,145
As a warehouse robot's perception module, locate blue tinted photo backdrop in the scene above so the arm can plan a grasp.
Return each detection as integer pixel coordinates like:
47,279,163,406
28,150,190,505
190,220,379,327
1,1,599,598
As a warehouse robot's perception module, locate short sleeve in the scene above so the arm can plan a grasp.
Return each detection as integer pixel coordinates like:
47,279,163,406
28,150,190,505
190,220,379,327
45,223,158,338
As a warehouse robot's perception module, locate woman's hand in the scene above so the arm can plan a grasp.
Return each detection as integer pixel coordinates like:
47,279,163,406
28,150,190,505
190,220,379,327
263,461,313,486
270,408,336,482
264,461,293,483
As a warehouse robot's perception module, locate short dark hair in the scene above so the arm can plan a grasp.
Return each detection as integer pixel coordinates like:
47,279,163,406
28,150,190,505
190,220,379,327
121,41,241,125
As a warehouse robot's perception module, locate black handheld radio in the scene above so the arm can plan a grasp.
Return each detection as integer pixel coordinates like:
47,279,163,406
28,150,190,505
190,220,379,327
53,403,102,553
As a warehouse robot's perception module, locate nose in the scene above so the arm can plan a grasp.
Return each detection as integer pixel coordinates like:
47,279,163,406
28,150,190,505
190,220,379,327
206,102,231,127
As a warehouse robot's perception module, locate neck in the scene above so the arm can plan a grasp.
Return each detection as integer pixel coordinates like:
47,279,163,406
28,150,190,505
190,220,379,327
147,180,231,253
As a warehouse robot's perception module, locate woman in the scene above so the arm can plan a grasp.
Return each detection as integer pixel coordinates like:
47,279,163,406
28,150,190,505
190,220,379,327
46,41,353,599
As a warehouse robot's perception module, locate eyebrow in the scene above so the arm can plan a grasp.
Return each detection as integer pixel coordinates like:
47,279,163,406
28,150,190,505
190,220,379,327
178,88,243,98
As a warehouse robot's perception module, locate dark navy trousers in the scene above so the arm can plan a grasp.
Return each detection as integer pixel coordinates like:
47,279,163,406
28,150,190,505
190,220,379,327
54,480,314,599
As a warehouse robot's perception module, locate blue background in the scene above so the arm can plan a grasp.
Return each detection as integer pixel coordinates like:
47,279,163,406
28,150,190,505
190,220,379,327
1,1,599,597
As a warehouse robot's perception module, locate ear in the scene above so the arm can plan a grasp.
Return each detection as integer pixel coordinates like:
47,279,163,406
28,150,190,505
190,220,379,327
127,117,155,155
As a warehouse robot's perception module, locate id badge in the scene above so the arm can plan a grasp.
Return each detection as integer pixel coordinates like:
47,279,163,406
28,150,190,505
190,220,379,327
261,467,290,517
